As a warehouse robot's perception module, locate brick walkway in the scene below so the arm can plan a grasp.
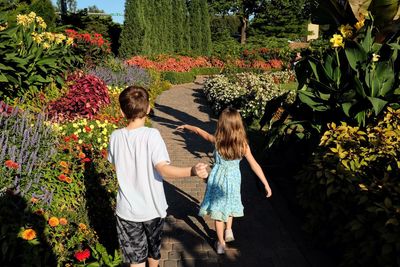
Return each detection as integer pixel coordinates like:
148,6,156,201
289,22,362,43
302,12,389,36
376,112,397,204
151,77,334,267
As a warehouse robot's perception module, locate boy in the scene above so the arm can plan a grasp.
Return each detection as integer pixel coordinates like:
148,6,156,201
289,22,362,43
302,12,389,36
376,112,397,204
107,86,208,267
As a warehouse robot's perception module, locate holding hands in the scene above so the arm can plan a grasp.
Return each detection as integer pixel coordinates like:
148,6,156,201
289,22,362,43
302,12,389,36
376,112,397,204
192,163,209,179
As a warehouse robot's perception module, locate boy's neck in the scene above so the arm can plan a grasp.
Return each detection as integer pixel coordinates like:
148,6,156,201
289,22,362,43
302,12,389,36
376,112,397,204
126,117,146,130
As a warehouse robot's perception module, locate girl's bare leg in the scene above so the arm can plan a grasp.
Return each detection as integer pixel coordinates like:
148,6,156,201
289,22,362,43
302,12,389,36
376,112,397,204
226,216,233,230
215,220,225,245
130,263,145,267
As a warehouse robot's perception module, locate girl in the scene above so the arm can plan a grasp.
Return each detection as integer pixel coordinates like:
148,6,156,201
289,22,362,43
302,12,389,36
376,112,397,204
177,107,272,254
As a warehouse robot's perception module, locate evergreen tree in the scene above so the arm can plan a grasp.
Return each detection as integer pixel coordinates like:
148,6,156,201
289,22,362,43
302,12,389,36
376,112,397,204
172,0,186,52
188,0,202,54
251,0,310,39
199,0,212,55
119,0,145,58
29,0,56,28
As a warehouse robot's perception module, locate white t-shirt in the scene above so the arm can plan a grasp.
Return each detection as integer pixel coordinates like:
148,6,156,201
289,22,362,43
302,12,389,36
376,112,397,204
107,127,170,222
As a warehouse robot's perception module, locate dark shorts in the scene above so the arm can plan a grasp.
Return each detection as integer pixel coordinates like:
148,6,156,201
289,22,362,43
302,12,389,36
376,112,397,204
116,216,165,264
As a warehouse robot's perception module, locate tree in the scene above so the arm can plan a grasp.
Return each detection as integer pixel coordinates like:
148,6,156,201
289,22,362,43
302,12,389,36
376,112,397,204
57,0,76,13
188,0,202,54
199,0,212,55
251,0,310,39
29,0,56,28
171,0,187,52
119,0,145,57
208,0,263,44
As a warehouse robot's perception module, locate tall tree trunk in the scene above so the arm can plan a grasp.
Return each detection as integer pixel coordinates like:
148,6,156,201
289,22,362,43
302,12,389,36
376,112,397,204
240,16,247,44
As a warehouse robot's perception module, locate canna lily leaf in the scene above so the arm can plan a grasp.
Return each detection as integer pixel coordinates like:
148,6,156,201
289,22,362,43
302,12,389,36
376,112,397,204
367,96,388,115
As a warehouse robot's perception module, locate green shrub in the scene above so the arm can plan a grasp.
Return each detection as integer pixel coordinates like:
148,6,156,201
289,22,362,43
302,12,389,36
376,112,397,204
297,107,400,266
161,67,222,84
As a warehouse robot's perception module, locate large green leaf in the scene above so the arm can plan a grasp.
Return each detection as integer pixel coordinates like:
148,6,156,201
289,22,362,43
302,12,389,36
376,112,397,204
375,61,395,96
342,102,354,116
299,90,330,111
37,58,57,67
370,0,400,25
367,96,388,115
353,76,367,97
345,41,367,72
0,73,8,82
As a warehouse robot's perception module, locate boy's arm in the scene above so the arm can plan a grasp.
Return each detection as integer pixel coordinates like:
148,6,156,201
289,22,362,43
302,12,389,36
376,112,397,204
155,161,208,179
244,145,272,197
176,124,215,143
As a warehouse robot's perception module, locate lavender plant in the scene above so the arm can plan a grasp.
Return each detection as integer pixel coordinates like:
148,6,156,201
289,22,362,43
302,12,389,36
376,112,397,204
88,64,151,88
0,103,57,205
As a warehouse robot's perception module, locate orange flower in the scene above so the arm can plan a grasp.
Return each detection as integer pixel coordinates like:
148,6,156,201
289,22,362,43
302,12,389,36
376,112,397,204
78,152,86,159
59,218,68,225
58,174,67,182
65,177,72,184
84,126,91,133
30,197,39,204
62,168,70,174
21,229,37,240
48,217,59,227
59,161,68,168
78,223,87,230
5,160,19,170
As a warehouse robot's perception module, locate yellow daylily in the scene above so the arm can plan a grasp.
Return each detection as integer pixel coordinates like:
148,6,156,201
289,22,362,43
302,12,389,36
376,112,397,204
338,24,353,38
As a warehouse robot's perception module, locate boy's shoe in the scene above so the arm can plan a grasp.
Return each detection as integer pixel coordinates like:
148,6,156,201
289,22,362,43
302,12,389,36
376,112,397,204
215,241,225,255
225,229,235,242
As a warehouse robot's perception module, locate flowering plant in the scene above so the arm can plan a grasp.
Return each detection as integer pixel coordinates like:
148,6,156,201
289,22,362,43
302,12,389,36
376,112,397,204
65,29,111,68
0,12,80,97
203,71,296,120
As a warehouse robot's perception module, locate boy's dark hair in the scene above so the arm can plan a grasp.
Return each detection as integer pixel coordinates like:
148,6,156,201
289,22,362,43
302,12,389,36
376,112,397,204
119,86,149,121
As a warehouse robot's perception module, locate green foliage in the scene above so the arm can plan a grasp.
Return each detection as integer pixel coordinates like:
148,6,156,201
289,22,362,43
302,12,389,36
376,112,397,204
200,0,212,55
250,0,310,39
0,12,81,98
297,107,400,266
119,0,144,58
188,0,202,54
296,20,400,126
161,67,222,84
29,0,56,29
172,0,190,53
210,15,240,42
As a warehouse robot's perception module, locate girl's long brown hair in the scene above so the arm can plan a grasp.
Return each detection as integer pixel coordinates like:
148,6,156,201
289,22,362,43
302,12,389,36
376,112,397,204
215,107,247,160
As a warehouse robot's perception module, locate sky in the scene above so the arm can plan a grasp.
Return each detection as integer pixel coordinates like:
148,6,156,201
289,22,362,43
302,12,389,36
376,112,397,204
51,0,125,24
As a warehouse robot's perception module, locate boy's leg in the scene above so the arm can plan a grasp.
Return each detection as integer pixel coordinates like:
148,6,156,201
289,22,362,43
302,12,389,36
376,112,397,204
116,216,148,266
148,257,159,267
143,217,165,267
226,216,233,230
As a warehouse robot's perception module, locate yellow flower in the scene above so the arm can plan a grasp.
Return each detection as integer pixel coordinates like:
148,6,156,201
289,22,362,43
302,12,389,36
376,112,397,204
97,138,101,143
66,38,76,47
31,32,43,44
28,12,37,19
330,34,344,48
72,123,78,128
55,34,67,44
42,42,51,50
338,24,353,38
372,53,380,62
0,23,7,31
78,140,83,144
358,183,368,191
36,16,47,29
21,229,37,240
355,19,365,31
89,125,95,130
16,14,30,27
44,32,55,42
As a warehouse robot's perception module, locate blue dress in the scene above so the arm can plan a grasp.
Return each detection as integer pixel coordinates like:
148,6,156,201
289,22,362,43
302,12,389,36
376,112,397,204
199,150,244,222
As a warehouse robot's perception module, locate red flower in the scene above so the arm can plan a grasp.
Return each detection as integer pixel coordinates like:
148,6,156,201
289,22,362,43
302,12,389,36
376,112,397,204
81,158,91,163
58,174,67,182
64,136,71,142
74,248,91,262
84,126,91,133
71,134,78,141
5,160,19,170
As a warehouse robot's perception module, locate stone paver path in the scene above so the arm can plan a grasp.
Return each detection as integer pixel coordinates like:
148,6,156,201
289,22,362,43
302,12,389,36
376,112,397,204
151,77,334,267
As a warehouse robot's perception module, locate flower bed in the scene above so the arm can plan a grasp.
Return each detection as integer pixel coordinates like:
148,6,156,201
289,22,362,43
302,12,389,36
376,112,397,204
203,71,296,120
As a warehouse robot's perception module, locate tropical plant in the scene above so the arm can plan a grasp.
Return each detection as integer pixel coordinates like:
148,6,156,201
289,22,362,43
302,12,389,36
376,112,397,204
0,12,80,98
296,17,400,126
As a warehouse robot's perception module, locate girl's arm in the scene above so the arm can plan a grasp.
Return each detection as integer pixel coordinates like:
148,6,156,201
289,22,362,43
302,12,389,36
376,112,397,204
244,144,272,197
176,124,215,144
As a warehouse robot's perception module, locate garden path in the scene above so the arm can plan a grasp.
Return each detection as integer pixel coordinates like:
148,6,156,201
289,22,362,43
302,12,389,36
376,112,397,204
151,76,334,267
